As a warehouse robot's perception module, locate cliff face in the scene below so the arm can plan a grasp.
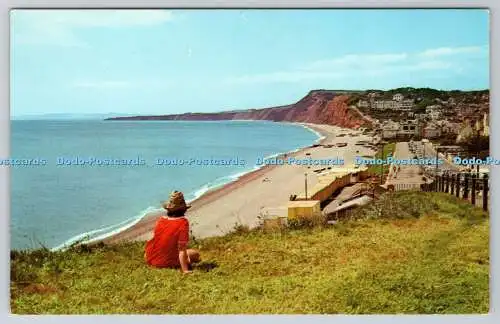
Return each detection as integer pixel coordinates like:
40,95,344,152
107,90,370,129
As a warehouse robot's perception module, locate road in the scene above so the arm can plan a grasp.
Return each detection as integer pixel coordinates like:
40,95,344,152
385,142,427,190
421,142,461,173
385,141,489,210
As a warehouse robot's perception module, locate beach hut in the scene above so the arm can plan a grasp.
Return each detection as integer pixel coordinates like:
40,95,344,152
287,200,321,220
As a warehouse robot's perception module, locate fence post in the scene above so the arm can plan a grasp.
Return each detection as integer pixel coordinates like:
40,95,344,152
483,173,489,211
463,172,469,199
451,174,456,195
456,173,461,197
440,174,444,192
471,173,476,206
445,173,450,193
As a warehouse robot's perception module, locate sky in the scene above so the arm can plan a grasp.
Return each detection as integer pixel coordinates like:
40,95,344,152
10,9,490,117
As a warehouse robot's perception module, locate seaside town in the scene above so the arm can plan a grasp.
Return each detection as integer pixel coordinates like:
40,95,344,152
86,88,491,278
11,87,491,315
154,87,490,231
352,88,489,143
281,88,491,225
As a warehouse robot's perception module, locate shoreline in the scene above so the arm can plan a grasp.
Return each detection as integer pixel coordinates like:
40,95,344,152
52,120,322,250
100,122,331,245
38,122,328,249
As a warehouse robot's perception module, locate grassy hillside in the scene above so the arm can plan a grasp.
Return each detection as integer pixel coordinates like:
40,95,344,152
10,192,489,314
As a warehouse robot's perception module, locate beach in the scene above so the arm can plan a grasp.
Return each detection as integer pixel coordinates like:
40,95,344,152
103,123,376,244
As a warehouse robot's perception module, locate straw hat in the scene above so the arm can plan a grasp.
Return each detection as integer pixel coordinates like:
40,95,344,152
162,190,191,212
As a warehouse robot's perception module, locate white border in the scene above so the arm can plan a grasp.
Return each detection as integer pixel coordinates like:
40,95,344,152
1,1,498,323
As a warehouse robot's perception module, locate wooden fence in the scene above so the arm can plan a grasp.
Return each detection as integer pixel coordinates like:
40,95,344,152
420,172,489,211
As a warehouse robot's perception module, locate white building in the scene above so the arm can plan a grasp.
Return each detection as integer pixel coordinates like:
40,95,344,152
372,98,414,111
382,121,400,139
383,101,398,110
415,113,427,120
398,120,419,136
357,100,370,108
393,93,404,102
398,99,414,110
374,100,385,110
425,105,442,114
429,110,441,120
423,123,442,138
440,121,460,135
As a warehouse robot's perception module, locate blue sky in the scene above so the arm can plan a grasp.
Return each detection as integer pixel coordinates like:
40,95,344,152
10,9,489,116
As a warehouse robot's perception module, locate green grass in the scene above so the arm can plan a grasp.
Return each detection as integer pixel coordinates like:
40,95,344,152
367,142,396,176
10,192,489,314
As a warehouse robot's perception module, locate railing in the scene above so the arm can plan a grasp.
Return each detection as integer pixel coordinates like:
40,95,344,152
420,172,489,211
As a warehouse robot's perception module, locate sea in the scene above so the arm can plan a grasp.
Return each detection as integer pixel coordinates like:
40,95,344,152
10,120,321,250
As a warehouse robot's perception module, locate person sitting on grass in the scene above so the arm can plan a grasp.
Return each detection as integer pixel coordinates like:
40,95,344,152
144,191,200,274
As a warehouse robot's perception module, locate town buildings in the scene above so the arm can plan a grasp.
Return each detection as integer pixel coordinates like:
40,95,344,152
355,90,489,143
398,120,419,137
429,110,441,120
357,100,370,108
437,120,460,135
483,113,489,136
425,105,442,114
422,123,442,138
381,120,399,139
399,99,415,110
381,119,420,139
359,94,414,111
393,93,404,101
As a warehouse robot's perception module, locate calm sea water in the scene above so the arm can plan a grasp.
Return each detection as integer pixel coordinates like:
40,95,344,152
10,120,319,250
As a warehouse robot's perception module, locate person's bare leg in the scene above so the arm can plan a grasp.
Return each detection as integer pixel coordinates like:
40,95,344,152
187,249,200,263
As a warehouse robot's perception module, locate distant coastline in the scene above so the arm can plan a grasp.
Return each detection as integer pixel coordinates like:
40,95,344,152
104,90,371,130
12,113,137,120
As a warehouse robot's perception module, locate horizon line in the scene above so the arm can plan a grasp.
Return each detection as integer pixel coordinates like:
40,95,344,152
11,87,490,118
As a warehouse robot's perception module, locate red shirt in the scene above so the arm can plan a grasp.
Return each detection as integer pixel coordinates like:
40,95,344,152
144,217,189,268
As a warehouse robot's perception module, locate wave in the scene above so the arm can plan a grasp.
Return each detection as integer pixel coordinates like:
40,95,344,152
51,206,159,251
299,123,326,143
187,125,323,200
51,169,257,251
186,168,260,201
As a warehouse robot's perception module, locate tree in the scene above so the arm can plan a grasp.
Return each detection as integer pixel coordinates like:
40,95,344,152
415,98,434,110
462,134,490,159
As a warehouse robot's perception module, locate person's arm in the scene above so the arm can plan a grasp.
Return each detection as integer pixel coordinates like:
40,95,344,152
178,220,191,274
179,248,191,274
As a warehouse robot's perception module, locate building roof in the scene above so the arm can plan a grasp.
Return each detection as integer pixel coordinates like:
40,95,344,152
323,195,373,214
295,168,363,200
288,200,321,208
335,183,371,203
424,123,439,130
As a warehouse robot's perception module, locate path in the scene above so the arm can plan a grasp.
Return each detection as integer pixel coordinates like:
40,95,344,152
385,142,427,191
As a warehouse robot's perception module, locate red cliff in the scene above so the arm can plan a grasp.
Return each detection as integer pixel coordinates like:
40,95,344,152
107,90,371,129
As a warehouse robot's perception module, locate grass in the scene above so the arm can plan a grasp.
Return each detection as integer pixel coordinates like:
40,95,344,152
10,191,489,314
367,142,396,176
